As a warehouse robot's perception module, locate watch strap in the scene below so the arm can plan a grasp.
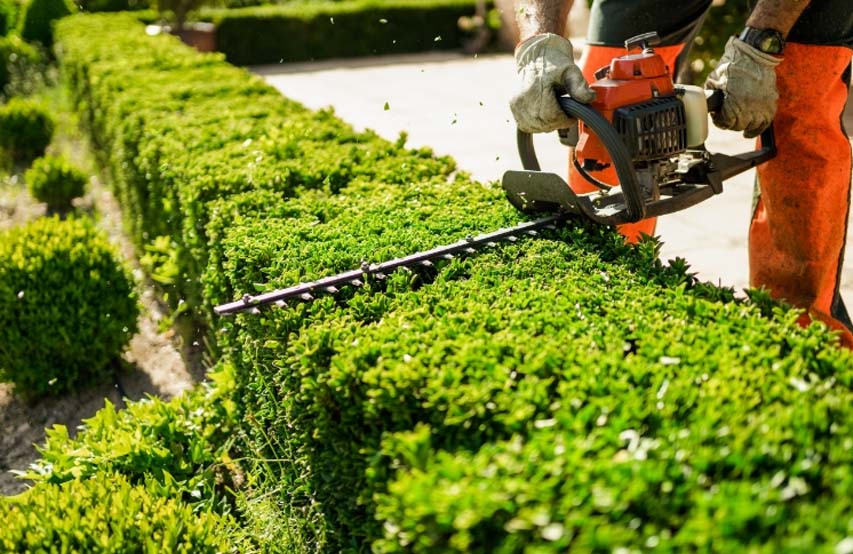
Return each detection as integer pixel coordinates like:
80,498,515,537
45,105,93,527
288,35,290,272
739,26,785,55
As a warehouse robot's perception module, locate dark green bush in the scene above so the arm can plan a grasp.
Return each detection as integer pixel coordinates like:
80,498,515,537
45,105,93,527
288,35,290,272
154,0,211,31
0,97,53,160
211,0,485,65
0,34,44,98
25,154,88,211
0,0,15,35
78,0,148,12
0,216,139,397
55,13,853,554
0,473,234,553
18,0,75,47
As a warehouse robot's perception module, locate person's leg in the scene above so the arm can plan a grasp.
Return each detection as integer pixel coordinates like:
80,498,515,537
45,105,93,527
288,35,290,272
749,0,853,347
573,0,711,242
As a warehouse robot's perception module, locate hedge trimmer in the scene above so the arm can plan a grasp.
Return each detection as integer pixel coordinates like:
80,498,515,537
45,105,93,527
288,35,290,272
215,32,775,316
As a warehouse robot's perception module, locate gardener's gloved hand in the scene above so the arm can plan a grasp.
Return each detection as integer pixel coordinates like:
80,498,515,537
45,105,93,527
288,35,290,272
705,36,781,138
510,33,596,134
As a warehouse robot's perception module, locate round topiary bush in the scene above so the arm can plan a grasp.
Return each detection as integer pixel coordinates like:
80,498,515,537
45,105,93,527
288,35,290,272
0,97,54,161
0,35,40,95
18,0,75,48
25,155,88,212
0,216,139,397
0,35,45,98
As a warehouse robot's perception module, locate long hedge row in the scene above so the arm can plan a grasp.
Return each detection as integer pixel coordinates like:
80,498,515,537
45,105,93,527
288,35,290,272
208,0,486,66
54,13,853,553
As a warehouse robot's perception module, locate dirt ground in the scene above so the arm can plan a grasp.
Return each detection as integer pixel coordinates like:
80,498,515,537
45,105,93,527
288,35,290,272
0,103,205,495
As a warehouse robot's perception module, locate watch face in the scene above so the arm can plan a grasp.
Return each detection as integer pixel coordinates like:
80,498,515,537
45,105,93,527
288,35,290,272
759,35,783,54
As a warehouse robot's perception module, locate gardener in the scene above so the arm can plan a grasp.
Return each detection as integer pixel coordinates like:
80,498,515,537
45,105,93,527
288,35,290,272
510,0,853,347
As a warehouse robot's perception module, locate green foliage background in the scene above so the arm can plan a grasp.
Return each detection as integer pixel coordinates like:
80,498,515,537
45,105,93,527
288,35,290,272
687,0,749,84
0,472,234,553
0,0,16,35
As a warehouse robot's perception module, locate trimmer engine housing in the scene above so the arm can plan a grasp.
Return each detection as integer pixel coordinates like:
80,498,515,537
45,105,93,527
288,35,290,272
577,32,687,166
503,32,776,225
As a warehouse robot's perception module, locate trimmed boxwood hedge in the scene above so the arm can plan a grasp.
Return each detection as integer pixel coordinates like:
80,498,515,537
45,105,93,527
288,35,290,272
55,13,853,554
0,0,15,36
209,0,486,66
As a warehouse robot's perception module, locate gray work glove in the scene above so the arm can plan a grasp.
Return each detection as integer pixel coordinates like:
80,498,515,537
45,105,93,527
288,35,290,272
705,36,781,138
510,33,596,134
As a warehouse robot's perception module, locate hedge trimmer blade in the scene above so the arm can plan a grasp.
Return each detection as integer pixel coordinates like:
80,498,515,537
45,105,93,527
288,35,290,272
214,214,566,316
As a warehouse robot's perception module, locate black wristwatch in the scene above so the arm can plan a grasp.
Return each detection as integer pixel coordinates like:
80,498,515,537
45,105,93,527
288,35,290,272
738,26,785,55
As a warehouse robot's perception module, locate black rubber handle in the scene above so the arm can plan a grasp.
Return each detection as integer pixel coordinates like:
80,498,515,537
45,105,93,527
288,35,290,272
706,88,724,113
704,88,777,177
516,95,647,223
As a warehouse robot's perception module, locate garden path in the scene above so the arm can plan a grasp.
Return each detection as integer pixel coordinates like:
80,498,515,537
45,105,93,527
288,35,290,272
255,50,853,300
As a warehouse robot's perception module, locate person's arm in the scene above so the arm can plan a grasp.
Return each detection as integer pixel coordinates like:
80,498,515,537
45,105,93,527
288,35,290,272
705,0,813,137
509,0,593,134
516,0,574,42
746,0,811,37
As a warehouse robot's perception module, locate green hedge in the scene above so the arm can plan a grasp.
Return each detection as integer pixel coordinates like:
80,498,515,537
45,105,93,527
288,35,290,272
55,13,853,554
209,0,484,66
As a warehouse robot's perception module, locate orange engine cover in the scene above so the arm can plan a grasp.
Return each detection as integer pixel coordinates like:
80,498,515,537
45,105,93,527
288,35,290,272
576,47,676,164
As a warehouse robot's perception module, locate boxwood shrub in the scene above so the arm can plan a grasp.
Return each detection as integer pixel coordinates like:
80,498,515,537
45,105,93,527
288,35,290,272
56,13,853,554
25,154,88,211
18,0,75,48
210,0,486,66
0,34,44,98
0,96,53,161
0,216,139,397
0,473,235,553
